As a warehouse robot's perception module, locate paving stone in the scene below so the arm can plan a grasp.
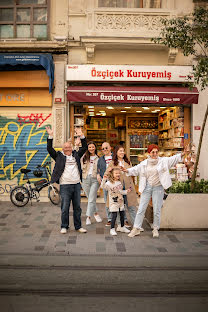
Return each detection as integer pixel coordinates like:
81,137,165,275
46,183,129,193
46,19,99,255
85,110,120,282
21,225,30,228
0,240,8,245
0,201,208,257
199,240,208,246
34,216,44,221
96,227,104,234
0,214,9,218
56,242,66,247
23,233,33,237
67,240,76,244
167,235,180,243
105,236,114,241
115,242,126,252
96,242,106,253
157,247,168,253
34,246,44,251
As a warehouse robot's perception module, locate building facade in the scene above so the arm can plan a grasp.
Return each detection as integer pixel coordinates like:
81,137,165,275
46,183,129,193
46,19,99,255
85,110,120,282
0,0,68,198
67,0,208,179
0,0,207,200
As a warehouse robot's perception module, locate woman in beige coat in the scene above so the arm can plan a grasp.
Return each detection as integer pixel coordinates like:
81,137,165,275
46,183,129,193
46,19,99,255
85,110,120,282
104,145,138,229
81,141,102,225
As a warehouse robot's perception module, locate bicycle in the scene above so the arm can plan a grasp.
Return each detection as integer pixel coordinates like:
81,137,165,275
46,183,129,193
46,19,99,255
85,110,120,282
10,161,60,207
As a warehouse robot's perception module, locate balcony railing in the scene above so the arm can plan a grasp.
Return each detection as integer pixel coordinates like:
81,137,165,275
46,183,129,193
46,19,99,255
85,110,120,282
87,10,171,37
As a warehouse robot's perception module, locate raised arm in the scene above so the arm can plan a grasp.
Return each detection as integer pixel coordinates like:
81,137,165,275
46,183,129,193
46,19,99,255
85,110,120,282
46,126,57,161
75,127,88,158
100,175,109,191
125,163,141,177
167,153,183,169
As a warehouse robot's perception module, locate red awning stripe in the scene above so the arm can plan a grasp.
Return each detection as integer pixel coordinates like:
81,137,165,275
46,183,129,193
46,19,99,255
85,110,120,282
67,86,199,105
69,89,199,95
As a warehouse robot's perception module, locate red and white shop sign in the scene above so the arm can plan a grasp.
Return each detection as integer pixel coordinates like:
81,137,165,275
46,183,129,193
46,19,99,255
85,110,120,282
194,126,201,130
66,65,194,82
67,86,199,105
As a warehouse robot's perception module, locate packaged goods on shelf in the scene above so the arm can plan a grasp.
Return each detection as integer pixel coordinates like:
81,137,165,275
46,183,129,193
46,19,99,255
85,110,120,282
172,118,184,128
176,163,188,181
174,107,184,118
170,167,177,180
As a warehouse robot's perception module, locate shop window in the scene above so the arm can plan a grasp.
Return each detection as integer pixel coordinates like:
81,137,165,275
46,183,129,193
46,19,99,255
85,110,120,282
98,0,161,8
0,0,49,39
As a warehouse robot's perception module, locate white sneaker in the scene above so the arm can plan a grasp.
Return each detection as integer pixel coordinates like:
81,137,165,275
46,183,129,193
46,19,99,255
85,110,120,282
116,225,122,232
86,217,91,225
110,228,117,236
119,226,130,234
139,227,144,232
94,214,102,223
77,227,87,233
152,228,159,238
60,228,67,234
128,227,140,238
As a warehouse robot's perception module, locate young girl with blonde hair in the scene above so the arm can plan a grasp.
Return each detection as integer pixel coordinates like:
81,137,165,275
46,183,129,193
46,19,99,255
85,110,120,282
101,167,131,236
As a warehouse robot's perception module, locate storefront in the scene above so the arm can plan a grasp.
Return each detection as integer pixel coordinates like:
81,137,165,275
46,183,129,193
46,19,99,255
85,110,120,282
66,65,199,165
0,53,54,195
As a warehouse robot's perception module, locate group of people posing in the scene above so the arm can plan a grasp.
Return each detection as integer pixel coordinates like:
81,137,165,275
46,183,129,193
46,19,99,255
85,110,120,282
46,126,184,238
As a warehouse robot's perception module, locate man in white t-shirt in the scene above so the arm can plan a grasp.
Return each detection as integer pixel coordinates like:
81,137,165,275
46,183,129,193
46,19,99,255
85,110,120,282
97,142,113,226
46,126,87,234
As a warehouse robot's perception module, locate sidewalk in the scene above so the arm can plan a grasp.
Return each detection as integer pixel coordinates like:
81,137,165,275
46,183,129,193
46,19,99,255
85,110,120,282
0,199,208,258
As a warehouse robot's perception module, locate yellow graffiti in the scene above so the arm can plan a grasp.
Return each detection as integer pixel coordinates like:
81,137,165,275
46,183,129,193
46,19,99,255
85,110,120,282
0,120,50,184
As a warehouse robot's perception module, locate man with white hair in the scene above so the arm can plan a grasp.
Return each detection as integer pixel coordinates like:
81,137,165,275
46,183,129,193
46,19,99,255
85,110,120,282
46,126,87,234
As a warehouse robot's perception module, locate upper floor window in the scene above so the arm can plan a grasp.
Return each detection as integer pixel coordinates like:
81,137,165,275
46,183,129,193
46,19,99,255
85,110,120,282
98,0,161,8
0,0,49,40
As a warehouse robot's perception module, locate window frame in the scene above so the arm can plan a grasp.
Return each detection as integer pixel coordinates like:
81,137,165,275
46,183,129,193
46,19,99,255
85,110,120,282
0,0,50,40
97,0,162,8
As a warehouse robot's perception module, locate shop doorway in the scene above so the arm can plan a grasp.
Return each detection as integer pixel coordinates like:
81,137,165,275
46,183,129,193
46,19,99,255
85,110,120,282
73,104,190,165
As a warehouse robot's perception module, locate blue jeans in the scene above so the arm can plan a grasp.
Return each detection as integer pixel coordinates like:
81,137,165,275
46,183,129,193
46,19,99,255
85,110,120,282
134,182,164,230
82,175,100,217
103,189,112,222
60,183,82,230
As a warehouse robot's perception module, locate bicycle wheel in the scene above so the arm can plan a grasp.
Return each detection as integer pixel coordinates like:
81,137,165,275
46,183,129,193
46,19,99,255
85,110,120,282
48,185,60,205
10,186,30,207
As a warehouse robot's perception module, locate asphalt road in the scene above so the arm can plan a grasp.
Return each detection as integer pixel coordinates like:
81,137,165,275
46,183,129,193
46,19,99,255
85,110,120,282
0,255,208,312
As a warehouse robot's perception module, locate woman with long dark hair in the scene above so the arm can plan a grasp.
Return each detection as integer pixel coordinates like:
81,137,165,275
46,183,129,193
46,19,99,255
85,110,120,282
104,145,138,230
81,141,102,225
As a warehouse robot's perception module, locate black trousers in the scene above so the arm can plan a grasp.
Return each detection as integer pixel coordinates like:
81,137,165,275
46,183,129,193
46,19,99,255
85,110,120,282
111,210,125,229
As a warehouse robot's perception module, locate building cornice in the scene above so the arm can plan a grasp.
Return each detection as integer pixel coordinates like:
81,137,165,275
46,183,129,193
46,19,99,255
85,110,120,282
0,40,68,53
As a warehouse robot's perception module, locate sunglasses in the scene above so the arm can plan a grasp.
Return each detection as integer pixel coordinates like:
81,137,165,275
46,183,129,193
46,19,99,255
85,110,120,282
102,147,109,150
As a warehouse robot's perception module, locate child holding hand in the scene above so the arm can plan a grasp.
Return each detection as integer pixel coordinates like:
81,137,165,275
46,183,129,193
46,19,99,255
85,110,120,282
101,167,131,236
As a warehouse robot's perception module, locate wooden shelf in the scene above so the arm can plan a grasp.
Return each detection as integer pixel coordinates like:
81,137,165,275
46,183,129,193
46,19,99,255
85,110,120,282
130,148,147,150
159,136,184,140
87,128,108,131
159,146,184,149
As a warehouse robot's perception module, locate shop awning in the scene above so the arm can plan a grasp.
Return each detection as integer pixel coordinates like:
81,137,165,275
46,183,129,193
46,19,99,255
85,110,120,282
0,53,54,93
67,86,199,105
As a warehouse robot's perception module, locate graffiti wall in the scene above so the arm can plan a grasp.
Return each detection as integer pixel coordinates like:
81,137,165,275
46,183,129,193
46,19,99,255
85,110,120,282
0,107,52,194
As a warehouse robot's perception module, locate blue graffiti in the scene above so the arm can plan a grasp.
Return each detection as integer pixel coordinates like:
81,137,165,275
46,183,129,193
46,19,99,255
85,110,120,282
0,121,50,183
